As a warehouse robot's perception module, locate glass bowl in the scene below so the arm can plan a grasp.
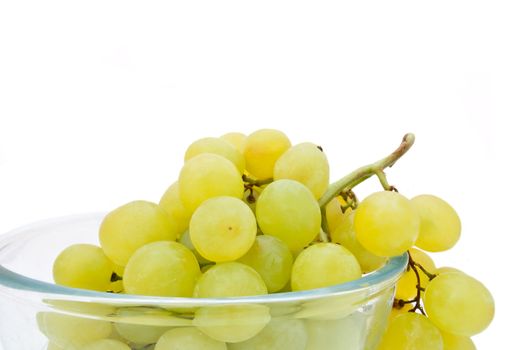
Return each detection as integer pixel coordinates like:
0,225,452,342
0,213,407,350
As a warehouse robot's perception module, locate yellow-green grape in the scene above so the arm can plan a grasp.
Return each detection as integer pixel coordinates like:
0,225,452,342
185,137,245,174
424,272,494,336
80,339,131,350
436,266,463,275
123,241,200,297
305,314,366,350
154,328,226,350
190,196,257,262
179,230,211,265
159,181,191,238
256,179,321,253
354,191,420,257
113,322,171,346
440,330,476,350
411,194,462,252
243,129,291,179
107,263,125,293
273,142,329,199
193,304,270,343
193,262,267,298
37,312,112,349
99,200,177,266
178,153,244,213
53,244,113,292
389,303,413,322
220,132,246,154
237,235,293,293
325,196,351,234
229,318,307,350
395,247,436,300
377,312,443,350
291,243,362,291
331,212,386,273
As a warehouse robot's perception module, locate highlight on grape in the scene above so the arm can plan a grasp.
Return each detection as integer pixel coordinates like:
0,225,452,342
47,129,494,349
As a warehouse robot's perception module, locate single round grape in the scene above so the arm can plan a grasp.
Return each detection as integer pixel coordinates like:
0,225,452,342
178,153,244,213
220,132,246,153
395,247,436,300
113,308,174,345
193,262,267,298
37,312,112,349
325,196,351,234
53,244,113,292
159,181,191,238
424,272,494,336
440,330,476,350
243,129,291,179
190,196,257,262
154,328,226,350
80,339,131,350
185,137,245,173
291,243,362,291
123,241,200,297
305,314,367,350
179,230,211,265
411,194,461,252
435,266,463,275
237,235,293,293
354,191,420,257
229,318,307,350
99,200,177,266
377,312,443,350
256,179,321,253
273,142,329,199
193,304,270,343
331,211,386,273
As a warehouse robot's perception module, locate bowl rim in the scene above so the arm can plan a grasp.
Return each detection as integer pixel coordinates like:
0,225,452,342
0,213,408,306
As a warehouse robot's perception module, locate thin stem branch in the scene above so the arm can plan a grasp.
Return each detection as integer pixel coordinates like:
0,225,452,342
242,174,273,187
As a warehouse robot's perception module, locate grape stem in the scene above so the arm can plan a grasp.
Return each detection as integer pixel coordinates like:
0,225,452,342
318,133,415,209
242,174,273,187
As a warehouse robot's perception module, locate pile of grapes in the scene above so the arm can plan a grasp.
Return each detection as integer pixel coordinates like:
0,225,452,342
50,129,494,349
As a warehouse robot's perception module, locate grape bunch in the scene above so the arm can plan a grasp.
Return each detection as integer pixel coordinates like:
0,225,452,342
47,130,494,349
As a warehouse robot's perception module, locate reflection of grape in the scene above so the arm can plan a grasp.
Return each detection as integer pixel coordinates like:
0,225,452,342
155,328,227,350
185,137,245,174
354,191,420,257
80,339,131,350
411,194,461,252
53,244,113,291
243,129,291,179
424,272,494,336
190,196,256,262
229,318,307,350
377,312,443,350
305,314,366,350
113,308,173,345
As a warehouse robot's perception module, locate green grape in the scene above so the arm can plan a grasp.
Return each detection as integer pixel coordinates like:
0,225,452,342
435,266,463,275
229,318,307,350
388,303,413,322
237,235,293,293
154,328,226,350
178,153,244,213
185,137,245,174
179,230,211,265
123,241,200,297
193,304,270,343
99,200,177,266
331,211,386,273
112,308,175,345
256,179,321,253
220,132,247,154
411,194,461,252
354,191,420,257
190,196,257,262
53,244,113,292
305,314,367,350
291,243,362,291
243,129,291,179
273,142,329,199
377,312,443,350
440,330,476,350
79,339,131,350
325,196,351,234
193,262,267,298
424,272,494,336
395,247,436,300
37,312,112,349
159,181,191,238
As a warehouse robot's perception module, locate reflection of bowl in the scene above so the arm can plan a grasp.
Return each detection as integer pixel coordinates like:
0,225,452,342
0,214,407,350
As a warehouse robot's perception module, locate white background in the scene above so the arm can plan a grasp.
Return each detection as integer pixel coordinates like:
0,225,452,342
1,1,526,348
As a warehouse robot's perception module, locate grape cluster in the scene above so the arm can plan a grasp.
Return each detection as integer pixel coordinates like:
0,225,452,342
47,130,494,349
